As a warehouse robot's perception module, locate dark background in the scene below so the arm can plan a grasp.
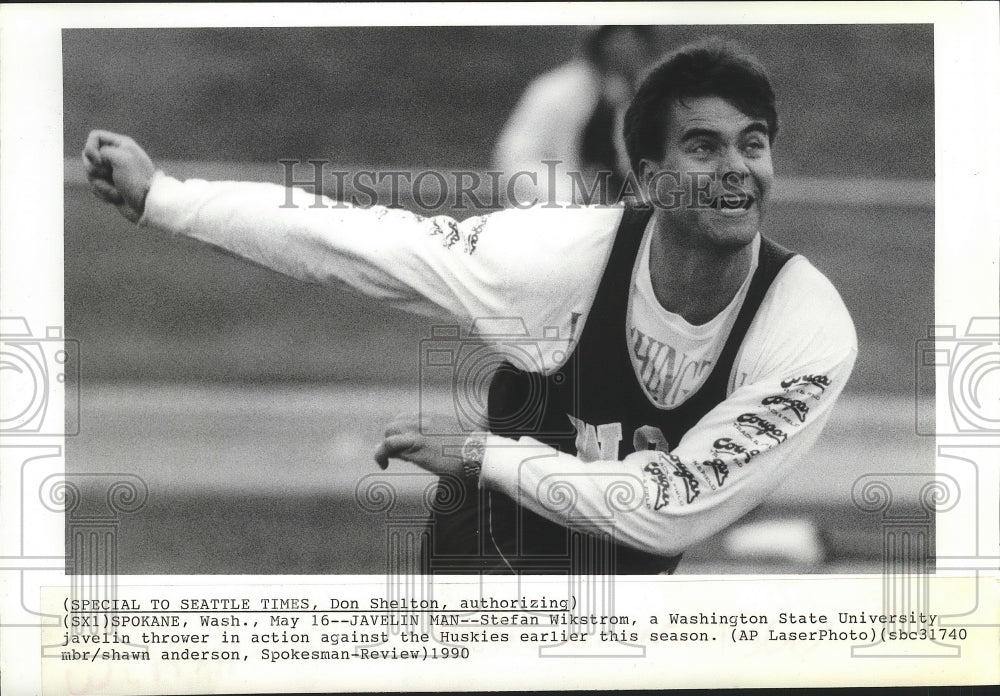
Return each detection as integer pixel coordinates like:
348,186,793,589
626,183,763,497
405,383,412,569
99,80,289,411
64,26,933,176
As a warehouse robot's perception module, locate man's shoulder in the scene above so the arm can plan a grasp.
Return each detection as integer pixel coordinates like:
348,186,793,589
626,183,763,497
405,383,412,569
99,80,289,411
468,205,626,301
484,203,625,239
757,249,858,355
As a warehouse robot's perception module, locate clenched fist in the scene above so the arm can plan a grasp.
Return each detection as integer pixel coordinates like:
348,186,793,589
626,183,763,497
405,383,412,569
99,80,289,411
82,130,156,223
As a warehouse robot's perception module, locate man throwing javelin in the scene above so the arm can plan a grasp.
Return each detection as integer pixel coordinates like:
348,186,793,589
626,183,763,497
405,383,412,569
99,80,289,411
83,39,856,574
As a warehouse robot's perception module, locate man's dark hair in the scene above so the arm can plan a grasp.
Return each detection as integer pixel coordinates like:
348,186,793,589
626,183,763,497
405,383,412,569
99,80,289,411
623,38,778,174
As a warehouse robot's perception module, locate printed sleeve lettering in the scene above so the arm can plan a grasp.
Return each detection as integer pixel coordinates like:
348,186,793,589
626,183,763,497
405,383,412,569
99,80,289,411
139,174,618,339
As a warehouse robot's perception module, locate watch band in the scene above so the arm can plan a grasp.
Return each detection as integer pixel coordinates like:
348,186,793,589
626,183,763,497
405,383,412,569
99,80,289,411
461,431,488,481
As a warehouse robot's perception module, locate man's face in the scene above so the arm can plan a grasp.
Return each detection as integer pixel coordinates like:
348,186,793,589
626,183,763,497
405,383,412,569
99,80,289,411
641,95,774,250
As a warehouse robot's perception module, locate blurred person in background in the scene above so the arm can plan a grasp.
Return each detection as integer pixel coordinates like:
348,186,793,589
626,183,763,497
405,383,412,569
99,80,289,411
494,25,659,205
82,39,856,575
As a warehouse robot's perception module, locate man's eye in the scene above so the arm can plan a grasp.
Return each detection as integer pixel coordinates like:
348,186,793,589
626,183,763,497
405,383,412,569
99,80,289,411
689,142,714,155
743,140,767,155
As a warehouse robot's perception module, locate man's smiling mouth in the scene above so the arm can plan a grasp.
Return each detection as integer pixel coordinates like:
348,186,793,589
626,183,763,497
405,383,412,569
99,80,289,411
710,192,755,215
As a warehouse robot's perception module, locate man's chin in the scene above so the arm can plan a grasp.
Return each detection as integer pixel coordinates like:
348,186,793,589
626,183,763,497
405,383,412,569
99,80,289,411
703,213,761,249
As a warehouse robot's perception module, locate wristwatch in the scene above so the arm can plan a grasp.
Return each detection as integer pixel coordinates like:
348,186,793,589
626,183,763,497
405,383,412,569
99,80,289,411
461,431,488,482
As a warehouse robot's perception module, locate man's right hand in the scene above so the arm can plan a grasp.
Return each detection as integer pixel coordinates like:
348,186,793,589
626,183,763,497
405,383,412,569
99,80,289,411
82,130,157,223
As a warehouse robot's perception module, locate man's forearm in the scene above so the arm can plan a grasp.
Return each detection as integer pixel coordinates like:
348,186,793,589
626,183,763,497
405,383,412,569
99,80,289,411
139,173,469,318
479,346,857,558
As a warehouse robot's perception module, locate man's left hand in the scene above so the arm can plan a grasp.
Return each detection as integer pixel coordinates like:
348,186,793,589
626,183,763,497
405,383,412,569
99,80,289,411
373,413,465,475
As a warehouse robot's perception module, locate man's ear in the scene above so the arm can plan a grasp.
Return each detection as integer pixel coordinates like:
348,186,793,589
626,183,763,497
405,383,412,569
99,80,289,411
630,159,660,204
636,159,658,189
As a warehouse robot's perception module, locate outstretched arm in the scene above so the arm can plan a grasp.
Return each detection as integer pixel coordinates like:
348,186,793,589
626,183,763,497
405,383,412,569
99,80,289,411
81,130,618,329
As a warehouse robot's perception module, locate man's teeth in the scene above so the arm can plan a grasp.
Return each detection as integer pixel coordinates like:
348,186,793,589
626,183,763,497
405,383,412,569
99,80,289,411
716,195,753,211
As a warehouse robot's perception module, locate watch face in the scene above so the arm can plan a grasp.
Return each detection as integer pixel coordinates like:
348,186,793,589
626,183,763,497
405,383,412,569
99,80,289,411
463,433,486,459
462,433,487,479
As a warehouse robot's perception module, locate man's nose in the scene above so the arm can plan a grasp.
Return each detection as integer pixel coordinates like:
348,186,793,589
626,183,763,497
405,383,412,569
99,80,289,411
718,146,751,180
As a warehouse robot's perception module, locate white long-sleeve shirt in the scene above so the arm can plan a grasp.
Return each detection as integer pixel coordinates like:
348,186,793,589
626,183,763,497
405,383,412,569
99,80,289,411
140,173,857,557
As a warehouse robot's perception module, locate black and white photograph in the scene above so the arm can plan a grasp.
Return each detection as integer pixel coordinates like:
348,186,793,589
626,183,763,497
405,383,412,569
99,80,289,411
64,22,934,575
1,2,998,693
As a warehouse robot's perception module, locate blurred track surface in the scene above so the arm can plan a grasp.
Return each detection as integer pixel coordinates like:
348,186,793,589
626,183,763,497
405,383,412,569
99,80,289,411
67,386,931,575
